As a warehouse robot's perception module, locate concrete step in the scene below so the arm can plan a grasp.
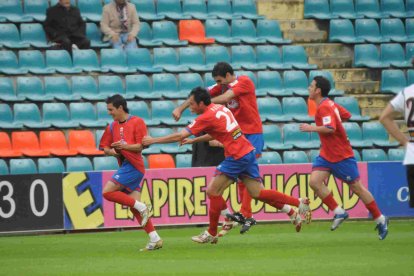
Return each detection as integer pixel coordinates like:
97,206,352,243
329,68,380,82
309,56,352,69
284,30,327,43
303,43,353,68
354,94,394,109
278,19,328,43
259,0,305,20
336,80,380,94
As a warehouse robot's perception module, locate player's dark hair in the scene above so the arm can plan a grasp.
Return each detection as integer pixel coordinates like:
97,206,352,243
313,76,331,97
189,87,211,105
106,94,129,113
212,62,234,78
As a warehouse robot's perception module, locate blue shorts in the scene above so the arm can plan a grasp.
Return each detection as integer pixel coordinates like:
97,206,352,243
215,150,261,182
245,133,264,157
312,156,360,184
111,160,144,192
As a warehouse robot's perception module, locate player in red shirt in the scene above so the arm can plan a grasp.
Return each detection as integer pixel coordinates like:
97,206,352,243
172,62,303,235
143,87,311,244
299,76,389,240
100,94,163,250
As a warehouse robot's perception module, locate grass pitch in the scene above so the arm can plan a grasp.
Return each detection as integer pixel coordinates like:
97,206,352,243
0,220,413,275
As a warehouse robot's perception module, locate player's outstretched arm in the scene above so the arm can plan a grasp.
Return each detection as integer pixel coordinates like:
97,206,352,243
172,99,190,121
211,90,235,104
181,134,213,145
379,104,408,146
299,123,334,134
143,129,191,146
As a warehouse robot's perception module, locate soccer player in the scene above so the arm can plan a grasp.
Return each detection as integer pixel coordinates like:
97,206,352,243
100,94,163,251
379,84,413,208
143,87,311,244
299,76,389,240
172,62,303,235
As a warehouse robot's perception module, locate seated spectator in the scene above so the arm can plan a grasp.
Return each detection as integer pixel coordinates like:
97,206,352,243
44,0,90,53
101,0,140,50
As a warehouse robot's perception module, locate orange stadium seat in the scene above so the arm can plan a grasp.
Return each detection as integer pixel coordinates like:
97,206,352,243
68,130,104,156
12,131,50,157
178,20,215,44
308,98,317,116
39,131,78,156
0,132,22,157
148,154,176,169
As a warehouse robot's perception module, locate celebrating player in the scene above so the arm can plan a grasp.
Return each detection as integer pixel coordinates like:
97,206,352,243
299,76,389,240
143,87,311,244
100,94,163,251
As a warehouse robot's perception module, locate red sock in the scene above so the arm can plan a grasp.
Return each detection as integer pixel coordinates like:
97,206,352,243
103,191,135,208
257,190,300,207
238,182,252,218
287,208,295,216
365,200,382,220
130,208,155,233
322,193,339,211
208,195,227,236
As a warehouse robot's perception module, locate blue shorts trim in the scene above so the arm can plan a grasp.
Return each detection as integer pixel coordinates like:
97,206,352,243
215,150,261,182
312,156,360,184
111,161,144,192
245,133,264,156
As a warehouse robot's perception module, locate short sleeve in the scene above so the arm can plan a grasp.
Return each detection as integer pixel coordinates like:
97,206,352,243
134,118,147,144
186,117,207,137
335,103,352,121
230,77,253,97
390,91,405,113
318,105,337,130
99,125,113,149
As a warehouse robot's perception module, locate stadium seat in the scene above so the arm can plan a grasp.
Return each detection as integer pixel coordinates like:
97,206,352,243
283,71,309,97
177,99,196,124
388,148,404,161
353,149,362,161
309,149,320,163
355,19,388,43
407,42,414,62
141,128,165,154
70,102,107,128
151,100,184,126
381,19,411,43
0,160,8,175
205,19,241,44
16,76,54,102
0,0,31,23
205,45,231,67
66,157,93,172
362,121,399,147
334,96,371,122
24,0,48,21
43,103,79,128
329,19,365,43
282,46,317,70
19,50,55,75
304,0,334,19
330,0,361,19
98,75,125,98
343,122,373,147
128,101,160,126
380,43,411,68
178,20,215,44
93,156,119,171
101,49,136,73
0,103,23,129
0,132,22,157
0,77,26,102
309,70,344,96
408,0,414,17
125,75,162,100
231,45,266,71
380,69,406,94
68,130,104,155
353,44,387,68
20,23,51,48
78,0,102,22
153,47,190,73
408,69,414,85
262,124,293,150
0,50,28,75
178,73,204,97
46,50,82,74
71,76,101,101
232,0,265,20
231,19,267,44
137,22,163,47
283,123,320,149
12,131,50,157
132,0,165,21
39,130,78,156
256,45,291,70
258,151,282,165
9,158,37,175
256,20,292,44
157,0,191,20
207,0,241,20
355,0,386,19
126,48,163,73
176,154,192,168
283,151,309,164
86,23,110,48
182,0,216,20
282,96,314,122
0,24,29,49
152,127,188,153
96,102,112,125
256,71,286,97
257,98,292,122
153,73,185,99
179,47,211,72
362,149,388,161
95,129,104,148
73,49,104,72
406,19,414,42
38,158,65,174
147,154,176,168
14,103,51,129
152,21,188,46
380,0,408,18
204,73,215,87
44,76,81,102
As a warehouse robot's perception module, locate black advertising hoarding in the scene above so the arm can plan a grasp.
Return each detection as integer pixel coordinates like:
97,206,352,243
0,174,64,233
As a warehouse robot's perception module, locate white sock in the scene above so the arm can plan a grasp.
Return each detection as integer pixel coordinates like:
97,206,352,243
221,208,231,217
149,231,161,243
375,215,385,224
280,205,291,214
134,200,147,212
333,206,345,215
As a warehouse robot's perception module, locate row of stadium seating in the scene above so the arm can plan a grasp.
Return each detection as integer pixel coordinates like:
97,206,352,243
329,18,414,43
0,147,405,175
305,0,414,19
354,43,414,68
0,0,263,23
0,46,315,76
380,69,414,93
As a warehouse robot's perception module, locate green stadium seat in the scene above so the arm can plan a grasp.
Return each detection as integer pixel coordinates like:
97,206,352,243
380,43,411,68
354,44,387,68
66,157,93,172
45,76,81,102
388,148,404,161
0,77,26,102
235,70,256,86
0,50,28,75
9,158,37,175
0,24,29,48
257,98,292,122
0,160,8,175
282,96,314,122
283,123,320,149
69,102,107,128
207,0,241,20
125,75,161,100
178,73,204,96
331,0,362,19
176,153,192,168
98,75,125,99
16,76,54,102
380,18,410,43
153,47,189,73
142,128,168,154
126,48,163,73
71,76,101,101
231,45,267,71
353,149,362,161
137,22,163,47
96,102,112,125
18,50,55,75
86,23,110,48
24,0,48,21
304,0,334,19
282,45,317,70
73,49,106,73
257,71,287,97
93,156,119,171
132,0,165,21
38,158,65,174
179,47,211,73
78,0,102,22
355,19,389,43
231,19,267,44
406,21,414,43
0,0,31,22
362,122,400,147
256,19,292,44
14,103,51,129
43,102,80,128
151,100,184,126
408,69,414,85
205,45,231,67
256,45,292,70
46,50,82,74
0,103,23,129
309,149,320,163
157,0,191,20
380,69,406,94
283,71,309,97
232,0,265,20
182,0,216,20
283,151,309,164
20,23,51,48
362,149,388,161
408,0,414,16
95,129,105,148
343,122,373,147
329,19,365,44
263,124,293,150
355,0,385,19
101,49,136,73
153,73,186,99
152,21,188,46
334,96,371,122
205,19,241,45
380,0,408,18
309,70,344,96
128,101,160,126
258,151,282,165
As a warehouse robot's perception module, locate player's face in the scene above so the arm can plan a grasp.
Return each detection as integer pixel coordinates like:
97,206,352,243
308,80,318,100
188,96,203,115
59,0,71,8
107,103,123,121
214,73,232,86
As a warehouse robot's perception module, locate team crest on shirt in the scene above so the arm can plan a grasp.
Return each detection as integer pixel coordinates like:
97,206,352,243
227,99,239,109
322,116,331,125
114,174,120,179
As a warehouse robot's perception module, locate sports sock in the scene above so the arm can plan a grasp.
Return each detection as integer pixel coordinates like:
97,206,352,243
322,193,339,211
130,208,155,233
365,200,382,220
103,191,135,208
238,182,252,218
208,195,227,236
257,189,300,207
333,206,345,215
148,231,161,243
220,208,231,217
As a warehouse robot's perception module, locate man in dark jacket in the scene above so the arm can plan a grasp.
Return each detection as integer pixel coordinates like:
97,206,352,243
44,0,90,52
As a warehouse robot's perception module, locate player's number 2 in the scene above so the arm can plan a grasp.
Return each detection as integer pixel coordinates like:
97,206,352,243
216,108,238,132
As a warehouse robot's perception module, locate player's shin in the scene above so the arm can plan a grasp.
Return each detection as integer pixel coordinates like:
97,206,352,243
208,195,227,236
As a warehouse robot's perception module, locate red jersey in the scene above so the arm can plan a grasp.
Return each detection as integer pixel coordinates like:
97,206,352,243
315,98,354,162
99,115,146,173
208,75,263,134
186,104,254,160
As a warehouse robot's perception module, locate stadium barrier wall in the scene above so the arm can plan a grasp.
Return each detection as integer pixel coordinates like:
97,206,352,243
1,162,412,233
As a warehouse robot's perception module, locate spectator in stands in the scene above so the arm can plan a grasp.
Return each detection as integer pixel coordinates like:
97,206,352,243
101,0,140,50
192,139,225,167
44,0,90,53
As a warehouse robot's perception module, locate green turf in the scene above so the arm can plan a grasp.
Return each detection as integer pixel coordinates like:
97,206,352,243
0,220,413,275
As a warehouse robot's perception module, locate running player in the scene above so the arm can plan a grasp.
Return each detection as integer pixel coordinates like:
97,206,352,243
299,76,389,240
